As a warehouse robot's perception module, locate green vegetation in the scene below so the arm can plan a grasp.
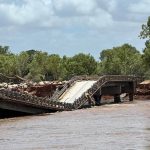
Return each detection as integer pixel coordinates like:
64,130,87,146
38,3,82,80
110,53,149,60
98,44,144,76
139,16,150,78
0,16,150,81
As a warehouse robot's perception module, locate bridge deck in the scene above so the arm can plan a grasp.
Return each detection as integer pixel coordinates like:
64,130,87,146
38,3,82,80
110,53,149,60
59,81,96,103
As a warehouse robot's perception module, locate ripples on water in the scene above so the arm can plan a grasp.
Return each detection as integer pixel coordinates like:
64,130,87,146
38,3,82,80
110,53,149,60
0,100,150,150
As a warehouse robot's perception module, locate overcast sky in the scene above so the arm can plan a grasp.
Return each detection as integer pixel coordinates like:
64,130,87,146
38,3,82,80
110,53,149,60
0,0,149,59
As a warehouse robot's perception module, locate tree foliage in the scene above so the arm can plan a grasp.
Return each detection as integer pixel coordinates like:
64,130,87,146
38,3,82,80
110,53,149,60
99,44,144,76
0,44,146,81
140,16,150,39
46,54,63,80
139,16,150,78
63,53,97,79
0,54,18,76
0,46,10,55
16,52,30,77
27,51,48,81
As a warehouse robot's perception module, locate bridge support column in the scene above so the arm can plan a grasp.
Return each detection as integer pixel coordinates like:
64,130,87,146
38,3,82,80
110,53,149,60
94,95,101,106
129,93,134,101
114,94,121,103
85,93,95,107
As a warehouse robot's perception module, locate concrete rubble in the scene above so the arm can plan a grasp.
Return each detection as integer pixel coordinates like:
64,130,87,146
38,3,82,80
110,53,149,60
0,81,64,98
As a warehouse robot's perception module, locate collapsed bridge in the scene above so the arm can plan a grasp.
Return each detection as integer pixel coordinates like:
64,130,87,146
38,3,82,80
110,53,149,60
0,75,141,115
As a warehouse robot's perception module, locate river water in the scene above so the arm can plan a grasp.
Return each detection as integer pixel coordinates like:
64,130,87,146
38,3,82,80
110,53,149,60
0,100,150,150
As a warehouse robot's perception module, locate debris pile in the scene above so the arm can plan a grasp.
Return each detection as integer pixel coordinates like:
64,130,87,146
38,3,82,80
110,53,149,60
135,80,150,100
0,81,64,98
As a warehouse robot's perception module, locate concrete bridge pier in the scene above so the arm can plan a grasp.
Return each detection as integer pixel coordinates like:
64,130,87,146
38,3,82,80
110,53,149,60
93,94,101,106
114,94,121,103
129,93,134,101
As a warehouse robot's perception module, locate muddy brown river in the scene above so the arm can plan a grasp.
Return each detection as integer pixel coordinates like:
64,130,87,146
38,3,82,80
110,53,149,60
0,100,150,150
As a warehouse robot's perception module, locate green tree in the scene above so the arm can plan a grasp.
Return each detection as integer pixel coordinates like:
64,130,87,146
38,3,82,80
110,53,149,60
139,16,150,78
142,41,150,68
0,46,18,77
46,54,63,80
27,51,48,81
99,44,144,76
16,52,30,77
140,16,150,39
0,54,18,76
0,46,10,55
64,53,97,78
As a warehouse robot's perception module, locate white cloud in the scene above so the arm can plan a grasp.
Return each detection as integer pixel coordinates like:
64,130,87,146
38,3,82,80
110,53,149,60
105,0,117,12
87,9,113,28
129,0,150,13
54,0,97,15
0,0,54,25
0,0,113,29
0,0,148,57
